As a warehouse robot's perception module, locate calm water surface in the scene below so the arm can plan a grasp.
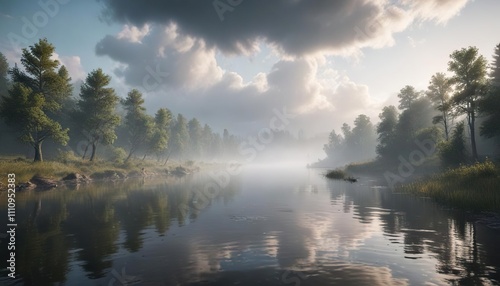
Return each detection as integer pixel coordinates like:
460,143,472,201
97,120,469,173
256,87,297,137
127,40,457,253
1,165,499,285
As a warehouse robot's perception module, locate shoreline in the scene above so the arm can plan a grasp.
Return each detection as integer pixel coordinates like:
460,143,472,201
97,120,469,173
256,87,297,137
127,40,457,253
0,158,221,192
316,159,500,212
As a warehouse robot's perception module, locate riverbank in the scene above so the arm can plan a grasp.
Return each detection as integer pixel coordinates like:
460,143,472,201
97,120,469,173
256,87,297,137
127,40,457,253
321,158,500,212
398,160,500,211
0,156,212,191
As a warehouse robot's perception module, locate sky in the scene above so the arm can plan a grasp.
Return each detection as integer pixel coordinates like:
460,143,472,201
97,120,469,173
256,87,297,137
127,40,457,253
1,0,499,137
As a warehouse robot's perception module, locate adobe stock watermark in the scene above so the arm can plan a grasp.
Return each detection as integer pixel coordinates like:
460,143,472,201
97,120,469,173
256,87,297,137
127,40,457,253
213,0,243,21
107,266,141,286
177,107,296,219
383,138,436,190
7,0,71,49
142,63,170,92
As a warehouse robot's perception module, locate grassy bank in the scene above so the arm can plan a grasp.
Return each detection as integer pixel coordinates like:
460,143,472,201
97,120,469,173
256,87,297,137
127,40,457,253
0,154,208,189
399,160,500,211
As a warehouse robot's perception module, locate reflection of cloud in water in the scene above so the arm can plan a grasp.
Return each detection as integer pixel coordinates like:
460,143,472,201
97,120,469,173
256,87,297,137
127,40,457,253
298,210,380,264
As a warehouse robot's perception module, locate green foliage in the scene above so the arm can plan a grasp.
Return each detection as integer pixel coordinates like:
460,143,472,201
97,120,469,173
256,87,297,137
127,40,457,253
188,118,203,158
427,72,453,141
75,69,121,161
480,86,500,139
145,108,172,159
0,83,69,159
123,89,154,161
0,52,9,96
400,160,500,211
108,147,127,164
375,96,436,163
56,149,80,164
323,114,376,165
439,122,468,168
480,43,500,142
397,85,421,110
169,114,190,159
376,105,398,159
10,38,72,112
1,39,71,161
491,43,500,87
448,46,488,161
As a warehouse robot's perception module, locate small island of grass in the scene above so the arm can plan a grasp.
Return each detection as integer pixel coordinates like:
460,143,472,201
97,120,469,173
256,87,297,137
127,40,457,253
325,169,357,183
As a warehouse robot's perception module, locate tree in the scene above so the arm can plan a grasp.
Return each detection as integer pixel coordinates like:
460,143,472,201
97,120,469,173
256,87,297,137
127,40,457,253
0,52,9,96
427,72,454,141
168,114,189,159
341,123,352,140
376,105,398,159
75,69,120,161
395,97,435,144
0,39,71,161
323,129,343,159
351,114,376,159
490,43,500,88
201,124,213,158
10,39,72,113
480,43,500,140
448,46,488,161
188,118,202,158
122,89,154,162
397,85,420,110
439,121,468,168
145,108,172,160
0,83,69,161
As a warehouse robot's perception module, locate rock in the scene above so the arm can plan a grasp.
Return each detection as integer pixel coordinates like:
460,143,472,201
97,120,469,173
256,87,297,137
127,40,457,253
91,170,126,180
62,173,91,183
30,175,57,190
16,181,36,191
128,170,143,178
171,166,190,176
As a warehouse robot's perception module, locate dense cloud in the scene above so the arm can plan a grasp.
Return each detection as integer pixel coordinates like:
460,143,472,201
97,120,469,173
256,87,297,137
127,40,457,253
99,0,469,56
94,0,470,135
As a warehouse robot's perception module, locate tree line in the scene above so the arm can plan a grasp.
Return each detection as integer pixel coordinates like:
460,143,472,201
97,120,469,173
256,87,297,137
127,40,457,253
0,39,240,163
322,43,500,168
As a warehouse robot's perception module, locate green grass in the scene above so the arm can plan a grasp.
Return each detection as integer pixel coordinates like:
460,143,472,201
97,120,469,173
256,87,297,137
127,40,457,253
399,160,500,211
0,154,200,186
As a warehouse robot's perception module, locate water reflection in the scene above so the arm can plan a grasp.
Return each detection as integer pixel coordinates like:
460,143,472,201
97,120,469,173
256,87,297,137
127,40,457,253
0,167,498,285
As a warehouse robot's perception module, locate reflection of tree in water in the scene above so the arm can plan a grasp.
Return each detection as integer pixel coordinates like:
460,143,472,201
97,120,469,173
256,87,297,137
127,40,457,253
325,178,499,284
0,195,70,285
63,187,120,279
0,173,242,284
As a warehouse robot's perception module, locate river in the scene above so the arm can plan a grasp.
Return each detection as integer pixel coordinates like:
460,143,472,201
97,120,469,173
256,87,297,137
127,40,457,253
1,165,499,285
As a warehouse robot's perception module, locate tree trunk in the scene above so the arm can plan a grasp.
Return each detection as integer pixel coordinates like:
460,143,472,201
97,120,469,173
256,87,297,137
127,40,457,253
443,112,449,141
125,150,133,162
89,142,97,162
470,110,478,161
163,150,171,166
142,153,147,161
34,141,43,162
82,143,89,160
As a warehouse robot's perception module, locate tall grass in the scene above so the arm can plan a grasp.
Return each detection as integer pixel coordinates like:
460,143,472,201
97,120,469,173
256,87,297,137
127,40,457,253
399,160,500,211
